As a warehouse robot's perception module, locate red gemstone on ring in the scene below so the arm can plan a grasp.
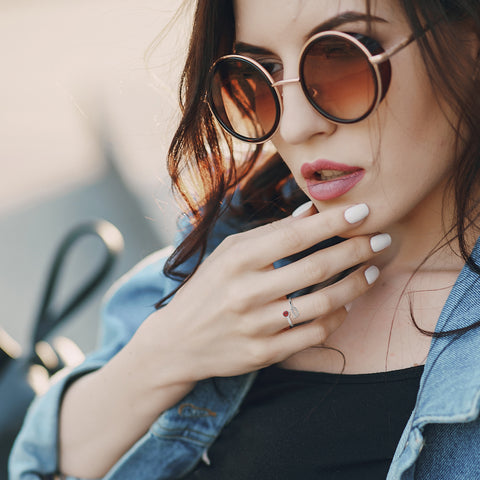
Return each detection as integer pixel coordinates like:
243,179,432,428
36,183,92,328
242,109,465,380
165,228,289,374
283,311,289,317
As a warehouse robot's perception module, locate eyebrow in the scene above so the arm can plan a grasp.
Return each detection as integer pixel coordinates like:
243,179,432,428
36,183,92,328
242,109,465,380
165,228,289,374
307,11,387,37
234,11,387,55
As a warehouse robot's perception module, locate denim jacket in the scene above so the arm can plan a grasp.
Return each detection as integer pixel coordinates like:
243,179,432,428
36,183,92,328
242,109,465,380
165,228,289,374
9,213,480,479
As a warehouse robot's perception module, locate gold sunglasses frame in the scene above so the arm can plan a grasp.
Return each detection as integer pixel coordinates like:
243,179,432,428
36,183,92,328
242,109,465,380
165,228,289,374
208,30,415,144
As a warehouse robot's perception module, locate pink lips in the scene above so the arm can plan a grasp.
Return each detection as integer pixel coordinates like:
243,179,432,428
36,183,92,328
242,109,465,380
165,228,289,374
301,160,365,201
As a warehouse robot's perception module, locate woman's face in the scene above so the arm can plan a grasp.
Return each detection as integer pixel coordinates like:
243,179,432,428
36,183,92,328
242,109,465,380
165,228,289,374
234,0,458,239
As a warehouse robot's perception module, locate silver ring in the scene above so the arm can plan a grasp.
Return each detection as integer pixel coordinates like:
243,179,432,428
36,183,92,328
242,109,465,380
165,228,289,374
282,298,300,328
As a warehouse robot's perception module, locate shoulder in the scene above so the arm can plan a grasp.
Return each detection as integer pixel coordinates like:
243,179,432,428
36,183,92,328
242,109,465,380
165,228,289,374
103,246,175,308
98,246,178,348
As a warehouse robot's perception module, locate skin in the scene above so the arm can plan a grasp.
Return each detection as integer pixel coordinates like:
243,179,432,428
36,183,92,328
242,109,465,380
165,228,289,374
58,1,477,477
235,0,457,259
234,0,469,372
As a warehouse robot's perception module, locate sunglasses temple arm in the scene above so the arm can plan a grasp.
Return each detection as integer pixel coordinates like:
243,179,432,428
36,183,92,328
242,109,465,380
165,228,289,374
370,33,417,65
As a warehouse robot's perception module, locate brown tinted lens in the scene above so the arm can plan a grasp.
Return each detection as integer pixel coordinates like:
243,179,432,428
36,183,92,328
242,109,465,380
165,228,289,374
301,35,377,121
210,58,279,141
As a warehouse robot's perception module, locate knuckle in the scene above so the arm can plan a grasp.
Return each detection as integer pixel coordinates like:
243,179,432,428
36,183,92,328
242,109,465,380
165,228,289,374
234,316,255,337
225,286,250,314
247,341,269,366
218,233,238,251
225,279,261,314
345,236,370,264
218,235,250,271
243,283,263,307
353,268,370,291
279,225,304,251
311,322,328,344
220,232,249,254
320,213,339,234
263,219,284,233
312,292,333,316
301,256,326,282
261,222,275,235
218,256,239,276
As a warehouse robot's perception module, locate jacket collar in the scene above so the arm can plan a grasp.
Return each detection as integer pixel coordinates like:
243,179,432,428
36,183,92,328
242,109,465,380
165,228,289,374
412,238,480,427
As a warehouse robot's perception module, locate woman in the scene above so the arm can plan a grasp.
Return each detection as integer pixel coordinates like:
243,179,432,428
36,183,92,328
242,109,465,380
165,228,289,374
10,0,480,479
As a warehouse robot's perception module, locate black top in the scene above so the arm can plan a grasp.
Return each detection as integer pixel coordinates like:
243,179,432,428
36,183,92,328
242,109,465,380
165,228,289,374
183,364,424,480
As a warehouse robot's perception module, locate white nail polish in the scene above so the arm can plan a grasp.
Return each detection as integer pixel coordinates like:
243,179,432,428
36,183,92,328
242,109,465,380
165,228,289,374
365,265,380,285
292,201,313,217
344,302,353,312
370,233,392,253
344,204,369,224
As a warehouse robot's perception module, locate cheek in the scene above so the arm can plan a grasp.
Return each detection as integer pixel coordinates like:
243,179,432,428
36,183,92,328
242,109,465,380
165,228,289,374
375,54,457,183
372,119,455,213
384,47,456,146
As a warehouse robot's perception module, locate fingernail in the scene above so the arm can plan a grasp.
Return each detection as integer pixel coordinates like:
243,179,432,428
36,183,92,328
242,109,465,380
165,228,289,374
370,233,392,253
344,302,353,312
365,265,380,285
344,203,369,224
292,201,313,217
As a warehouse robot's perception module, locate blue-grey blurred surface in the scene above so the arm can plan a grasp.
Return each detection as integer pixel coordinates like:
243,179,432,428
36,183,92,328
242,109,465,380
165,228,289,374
0,158,165,355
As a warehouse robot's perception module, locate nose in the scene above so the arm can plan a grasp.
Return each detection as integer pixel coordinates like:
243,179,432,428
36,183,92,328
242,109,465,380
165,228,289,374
276,80,337,145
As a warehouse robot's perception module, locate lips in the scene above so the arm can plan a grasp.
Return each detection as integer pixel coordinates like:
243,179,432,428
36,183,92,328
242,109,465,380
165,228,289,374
301,160,365,201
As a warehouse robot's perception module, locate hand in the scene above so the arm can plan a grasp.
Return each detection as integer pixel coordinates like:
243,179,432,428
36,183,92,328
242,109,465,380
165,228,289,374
138,202,389,385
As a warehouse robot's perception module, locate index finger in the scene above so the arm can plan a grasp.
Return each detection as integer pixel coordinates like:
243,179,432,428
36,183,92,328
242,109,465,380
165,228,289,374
243,203,370,268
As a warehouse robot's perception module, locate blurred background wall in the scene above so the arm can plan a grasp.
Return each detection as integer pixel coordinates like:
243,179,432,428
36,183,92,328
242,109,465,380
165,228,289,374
0,0,193,354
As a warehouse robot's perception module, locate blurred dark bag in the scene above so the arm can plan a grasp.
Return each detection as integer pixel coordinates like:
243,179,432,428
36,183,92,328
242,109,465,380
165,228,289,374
0,220,123,477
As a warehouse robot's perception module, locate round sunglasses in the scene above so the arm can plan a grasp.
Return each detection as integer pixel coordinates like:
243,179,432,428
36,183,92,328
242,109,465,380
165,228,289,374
207,30,415,143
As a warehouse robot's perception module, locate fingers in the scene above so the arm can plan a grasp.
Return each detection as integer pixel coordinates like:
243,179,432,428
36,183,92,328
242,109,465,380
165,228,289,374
216,202,370,270
286,264,379,326
256,203,370,267
255,266,379,362
257,263,379,334
261,232,391,300
269,307,347,362
207,264,378,373
175,200,390,378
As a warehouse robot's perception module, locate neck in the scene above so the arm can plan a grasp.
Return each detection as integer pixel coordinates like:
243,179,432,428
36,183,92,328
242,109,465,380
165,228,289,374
375,185,466,277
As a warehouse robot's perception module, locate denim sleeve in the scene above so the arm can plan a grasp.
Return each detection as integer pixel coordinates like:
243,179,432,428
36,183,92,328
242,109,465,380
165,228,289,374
9,213,242,480
8,246,179,480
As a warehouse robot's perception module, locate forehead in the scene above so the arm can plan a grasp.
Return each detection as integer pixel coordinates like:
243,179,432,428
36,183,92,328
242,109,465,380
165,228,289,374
234,0,403,47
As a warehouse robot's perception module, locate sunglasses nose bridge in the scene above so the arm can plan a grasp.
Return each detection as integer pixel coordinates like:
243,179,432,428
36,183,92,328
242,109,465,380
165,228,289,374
276,75,337,145
271,77,300,88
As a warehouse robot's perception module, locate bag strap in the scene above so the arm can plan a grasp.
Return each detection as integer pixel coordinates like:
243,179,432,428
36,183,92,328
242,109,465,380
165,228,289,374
30,220,124,355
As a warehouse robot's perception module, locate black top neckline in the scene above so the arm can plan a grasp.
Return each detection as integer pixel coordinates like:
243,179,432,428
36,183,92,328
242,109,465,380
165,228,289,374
269,363,425,384
183,360,424,479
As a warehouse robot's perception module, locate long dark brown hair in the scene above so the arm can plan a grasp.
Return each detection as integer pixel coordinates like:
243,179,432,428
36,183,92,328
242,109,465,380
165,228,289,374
156,0,480,338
